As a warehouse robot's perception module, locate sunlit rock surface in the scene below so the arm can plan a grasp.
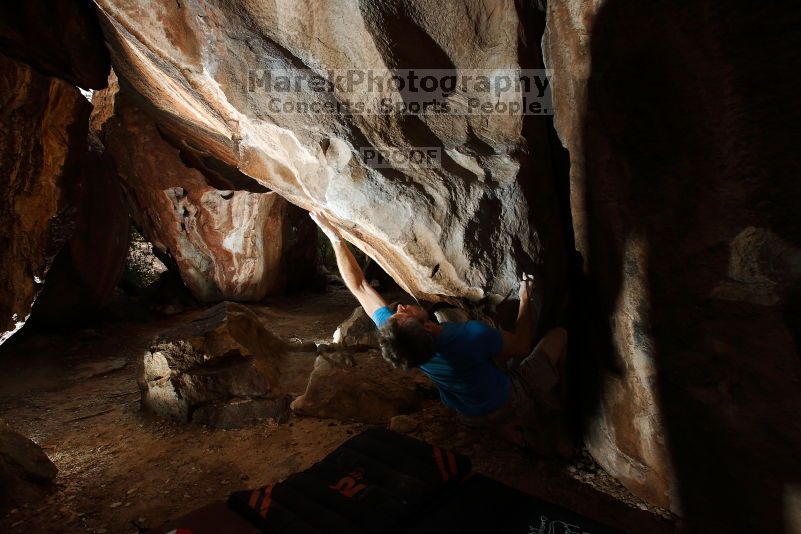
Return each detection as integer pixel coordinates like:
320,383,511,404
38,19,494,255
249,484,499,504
92,0,568,311
544,0,801,526
0,53,91,345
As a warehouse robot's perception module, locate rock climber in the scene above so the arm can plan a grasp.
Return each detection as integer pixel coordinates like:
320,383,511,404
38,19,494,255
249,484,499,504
310,211,573,456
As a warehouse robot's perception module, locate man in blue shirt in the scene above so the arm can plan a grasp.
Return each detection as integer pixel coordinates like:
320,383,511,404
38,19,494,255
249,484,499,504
310,211,571,456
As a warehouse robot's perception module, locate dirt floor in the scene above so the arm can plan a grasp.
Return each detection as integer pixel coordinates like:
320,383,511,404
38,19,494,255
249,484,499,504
0,288,675,533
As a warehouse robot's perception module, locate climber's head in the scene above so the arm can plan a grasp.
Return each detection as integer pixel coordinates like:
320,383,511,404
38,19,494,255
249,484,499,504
377,304,438,370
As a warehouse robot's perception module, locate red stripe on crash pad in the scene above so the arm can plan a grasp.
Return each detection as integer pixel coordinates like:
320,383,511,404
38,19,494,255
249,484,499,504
248,489,260,509
446,450,457,477
433,446,449,482
259,485,273,518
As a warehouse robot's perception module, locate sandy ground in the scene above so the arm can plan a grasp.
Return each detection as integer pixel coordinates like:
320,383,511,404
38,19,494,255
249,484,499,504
0,288,674,533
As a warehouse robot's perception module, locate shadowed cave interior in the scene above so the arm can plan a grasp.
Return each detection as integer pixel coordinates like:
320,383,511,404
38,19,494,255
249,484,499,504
0,1,799,533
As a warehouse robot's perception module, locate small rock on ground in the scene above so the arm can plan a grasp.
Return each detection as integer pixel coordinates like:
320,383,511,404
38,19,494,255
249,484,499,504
389,415,419,434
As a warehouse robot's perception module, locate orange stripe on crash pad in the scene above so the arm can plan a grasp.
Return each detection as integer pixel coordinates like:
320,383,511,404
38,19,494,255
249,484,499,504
433,446,449,482
248,489,260,509
446,450,457,477
259,485,273,518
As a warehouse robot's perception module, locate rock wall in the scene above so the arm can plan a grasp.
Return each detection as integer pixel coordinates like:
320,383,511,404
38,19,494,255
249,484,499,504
0,52,91,344
91,0,569,313
102,92,313,301
30,134,131,324
544,0,801,528
7,1,799,528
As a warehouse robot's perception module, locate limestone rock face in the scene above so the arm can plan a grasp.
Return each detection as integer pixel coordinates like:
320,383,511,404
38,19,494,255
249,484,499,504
544,0,801,526
103,94,314,302
91,0,568,311
0,1,110,89
290,350,425,424
138,302,309,427
0,53,91,345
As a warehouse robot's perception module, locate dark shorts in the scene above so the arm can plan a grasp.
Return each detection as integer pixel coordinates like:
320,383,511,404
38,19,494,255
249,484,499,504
460,344,565,452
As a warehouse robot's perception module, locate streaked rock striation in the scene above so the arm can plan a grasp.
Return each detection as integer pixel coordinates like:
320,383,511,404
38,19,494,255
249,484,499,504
102,92,314,302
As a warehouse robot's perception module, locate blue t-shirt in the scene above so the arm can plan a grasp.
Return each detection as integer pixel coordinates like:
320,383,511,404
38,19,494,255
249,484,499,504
371,306,510,417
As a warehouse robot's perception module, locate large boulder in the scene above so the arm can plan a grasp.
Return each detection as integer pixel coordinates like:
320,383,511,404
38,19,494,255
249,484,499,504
102,92,315,302
544,0,801,527
290,350,427,424
292,306,432,423
0,52,91,345
91,0,568,320
138,302,313,428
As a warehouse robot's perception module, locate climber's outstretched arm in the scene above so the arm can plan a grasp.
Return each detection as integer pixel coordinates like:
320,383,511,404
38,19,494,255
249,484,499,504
310,211,387,317
498,275,535,364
